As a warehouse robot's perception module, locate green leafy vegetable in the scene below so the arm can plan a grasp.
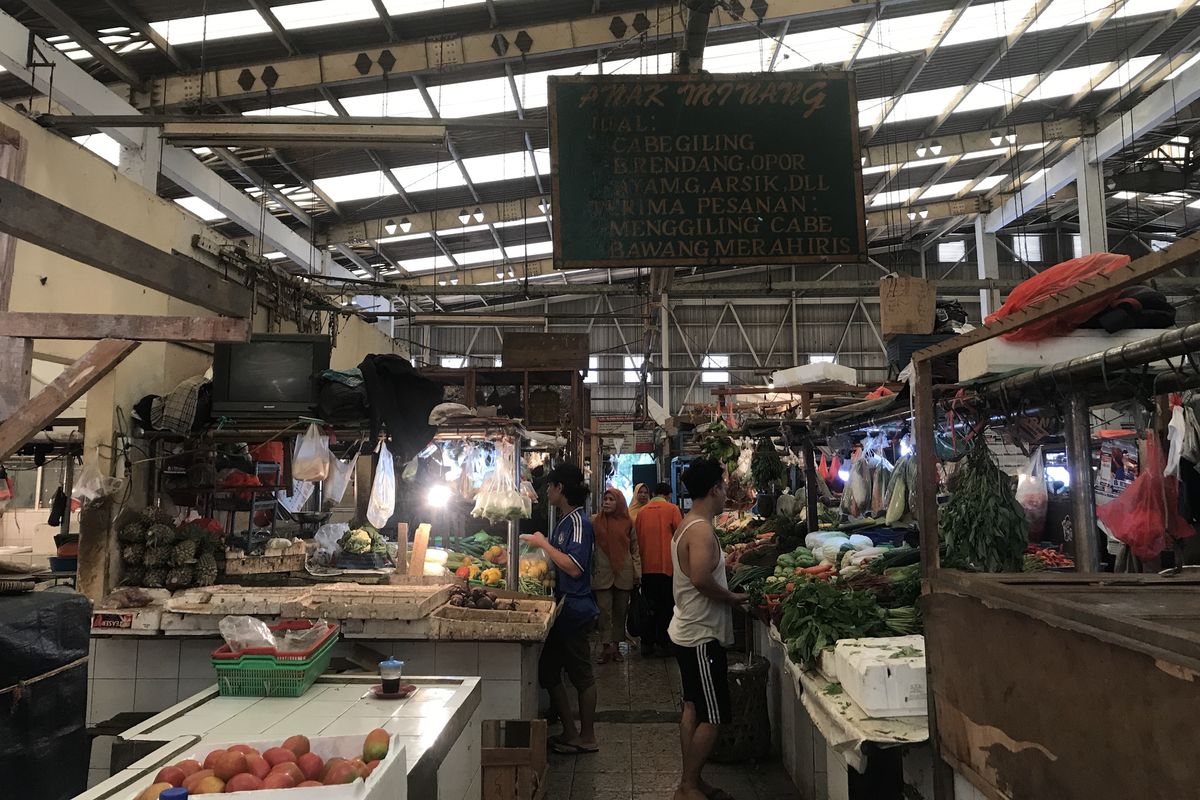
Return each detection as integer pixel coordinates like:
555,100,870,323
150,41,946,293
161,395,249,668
940,437,1029,572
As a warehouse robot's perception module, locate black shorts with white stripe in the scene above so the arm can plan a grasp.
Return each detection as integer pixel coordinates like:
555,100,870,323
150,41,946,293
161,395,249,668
672,639,731,726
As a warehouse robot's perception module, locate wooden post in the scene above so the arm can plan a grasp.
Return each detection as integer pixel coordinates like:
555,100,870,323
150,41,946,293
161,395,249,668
407,522,427,577
0,128,28,422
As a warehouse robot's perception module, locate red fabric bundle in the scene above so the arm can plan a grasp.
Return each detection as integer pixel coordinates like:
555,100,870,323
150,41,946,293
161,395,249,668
986,252,1131,341
1097,437,1194,561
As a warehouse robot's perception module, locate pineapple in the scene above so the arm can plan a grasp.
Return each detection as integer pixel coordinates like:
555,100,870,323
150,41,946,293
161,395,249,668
194,552,218,586
165,565,194,590
122,566,145,586
121,544,145,565
144,546,171,567
118,522,147,543
170,538,198,566
141,506,173,526
143,569,165,588
146,523,177,548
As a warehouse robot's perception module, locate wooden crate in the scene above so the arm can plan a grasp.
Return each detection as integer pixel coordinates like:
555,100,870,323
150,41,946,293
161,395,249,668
165,586,308,616
281,581,455,620
429,597,558,642
224,541,307,575
482,719,548,800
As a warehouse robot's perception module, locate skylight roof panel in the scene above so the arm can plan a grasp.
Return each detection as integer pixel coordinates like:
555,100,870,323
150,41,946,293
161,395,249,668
961,146,1011,160
1029,0,1110,33
506,241,555,259
432,76,514,118
863,164,894,175
339,89,431,118
904,156,954,170
454,247,508,266
703,39,773,73
943,0,1036,46
391,160,464,193
1169,52,1200,80
776,24,866,69
244,101,336,117
856,10,952,61
1024,63,1110,101
871,189,912,207
858,99,887,128
1023,168,1049,184
73,134,120,166
400,254,456,273
314,170,394,203
1116,0,1184,17
512,64,600,109
150,10,271,45
376,232,430,245
884,85,964,124
273,0,377,30
460,150,549,185
382,0,484,14
956,76,1028,113
603,54,673,76
494,215,549,229
973,175,1005,192
175,197,227,221
920,179,971,200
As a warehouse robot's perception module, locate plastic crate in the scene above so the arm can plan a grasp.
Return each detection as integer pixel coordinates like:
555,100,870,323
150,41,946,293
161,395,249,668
210,620,339,697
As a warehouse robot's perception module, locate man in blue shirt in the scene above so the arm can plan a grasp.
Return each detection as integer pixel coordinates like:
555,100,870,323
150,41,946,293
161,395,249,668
520,463,601,755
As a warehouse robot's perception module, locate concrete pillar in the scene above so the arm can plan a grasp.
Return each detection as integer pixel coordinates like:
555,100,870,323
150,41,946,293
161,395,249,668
973,216,1001,319
1077,136,1108,254
117,127,161,191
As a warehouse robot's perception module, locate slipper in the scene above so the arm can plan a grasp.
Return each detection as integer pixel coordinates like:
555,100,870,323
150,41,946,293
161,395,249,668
550,741,600,755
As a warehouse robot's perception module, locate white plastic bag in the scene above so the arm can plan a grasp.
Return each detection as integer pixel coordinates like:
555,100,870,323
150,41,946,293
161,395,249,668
324,449,359,504
277,478,314,514
292,424,331,482
1015,447,1048,539
72,463,124,505
367,444,396,528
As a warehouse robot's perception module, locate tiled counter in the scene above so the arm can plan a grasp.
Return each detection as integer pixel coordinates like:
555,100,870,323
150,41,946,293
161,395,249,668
80,675,481,800
86,636,538,788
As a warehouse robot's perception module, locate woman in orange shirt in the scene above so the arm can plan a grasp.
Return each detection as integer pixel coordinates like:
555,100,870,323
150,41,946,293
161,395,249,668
592,488,641,663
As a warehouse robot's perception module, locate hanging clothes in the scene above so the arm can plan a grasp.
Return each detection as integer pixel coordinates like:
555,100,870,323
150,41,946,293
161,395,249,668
358,354,443,460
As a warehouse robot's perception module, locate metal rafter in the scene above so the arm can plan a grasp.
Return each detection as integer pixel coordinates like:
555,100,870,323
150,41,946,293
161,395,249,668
101,0,188,70
865,0,973,142
1093,17,1200,118
987,0,1129,129
248,0,298,56
921,0,1054,137
22,0,145,88
369,0,399,41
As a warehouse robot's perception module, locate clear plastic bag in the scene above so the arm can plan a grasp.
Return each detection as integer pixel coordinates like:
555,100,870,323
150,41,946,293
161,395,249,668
314,522,350,557
1015,447,1048,538
367,444,396,528
471,440,529,522
292,424,331,482
324,448,359,504
72,463,124,505
277,620,331,651
218,614,276,652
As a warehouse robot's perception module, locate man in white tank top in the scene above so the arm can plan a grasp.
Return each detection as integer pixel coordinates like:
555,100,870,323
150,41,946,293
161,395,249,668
669,458,749,800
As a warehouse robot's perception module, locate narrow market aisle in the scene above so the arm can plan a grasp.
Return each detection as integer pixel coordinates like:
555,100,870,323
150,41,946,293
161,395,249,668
547,644,801,800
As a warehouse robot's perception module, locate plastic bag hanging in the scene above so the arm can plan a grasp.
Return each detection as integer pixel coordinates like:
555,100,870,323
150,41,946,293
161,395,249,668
1015,447,1048,538
471,440,529,523
324,445,360,504
367,442,396,529
293,423,331,482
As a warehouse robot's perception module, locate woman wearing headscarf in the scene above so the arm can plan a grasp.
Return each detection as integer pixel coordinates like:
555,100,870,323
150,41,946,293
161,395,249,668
628,483,651,521
592,487,642,663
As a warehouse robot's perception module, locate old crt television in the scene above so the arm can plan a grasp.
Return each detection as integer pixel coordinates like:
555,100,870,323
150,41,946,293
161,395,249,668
211,334,331,416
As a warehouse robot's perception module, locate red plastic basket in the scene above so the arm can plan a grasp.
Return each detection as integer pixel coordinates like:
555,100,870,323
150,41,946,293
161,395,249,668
210,620,339,697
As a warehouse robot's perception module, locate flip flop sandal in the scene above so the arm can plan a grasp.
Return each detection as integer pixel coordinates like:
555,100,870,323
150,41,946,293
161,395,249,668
550,741,600,755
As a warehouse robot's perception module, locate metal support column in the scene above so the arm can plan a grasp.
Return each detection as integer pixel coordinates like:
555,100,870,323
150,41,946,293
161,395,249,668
1064,394,1101,573
803,435,819,529
974,216,1001,319
661,293,670,412
507,435,522,592
1077,136,1108,254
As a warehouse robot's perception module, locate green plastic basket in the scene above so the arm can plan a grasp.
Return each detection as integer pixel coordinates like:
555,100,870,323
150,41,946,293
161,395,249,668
211,622,339,697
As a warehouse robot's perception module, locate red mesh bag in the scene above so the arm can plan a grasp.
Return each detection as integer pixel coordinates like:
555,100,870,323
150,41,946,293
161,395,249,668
986,252,1131,341
1097,437,1195,561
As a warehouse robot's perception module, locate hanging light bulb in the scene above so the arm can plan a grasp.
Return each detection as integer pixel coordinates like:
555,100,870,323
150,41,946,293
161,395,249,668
438,279,447,286
507,269,515,278
472,207,484,223
450,276,459,285
383,219,397,236
398,217,413,233
496,270,505,279
929,140,942,156
918,207,929,219
989,131,1003,147
907,210,917,221
537,198,551,215
1005,129,1017,144
915,145,928,158
458,209,470,225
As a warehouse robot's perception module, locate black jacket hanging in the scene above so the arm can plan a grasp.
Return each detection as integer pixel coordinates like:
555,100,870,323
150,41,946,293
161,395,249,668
357,354,443,461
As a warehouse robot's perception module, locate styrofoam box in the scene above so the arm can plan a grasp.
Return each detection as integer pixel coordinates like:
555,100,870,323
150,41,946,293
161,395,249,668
834,635,926,719
123,734,406,800
772,362,858,388
958,329,1166,381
